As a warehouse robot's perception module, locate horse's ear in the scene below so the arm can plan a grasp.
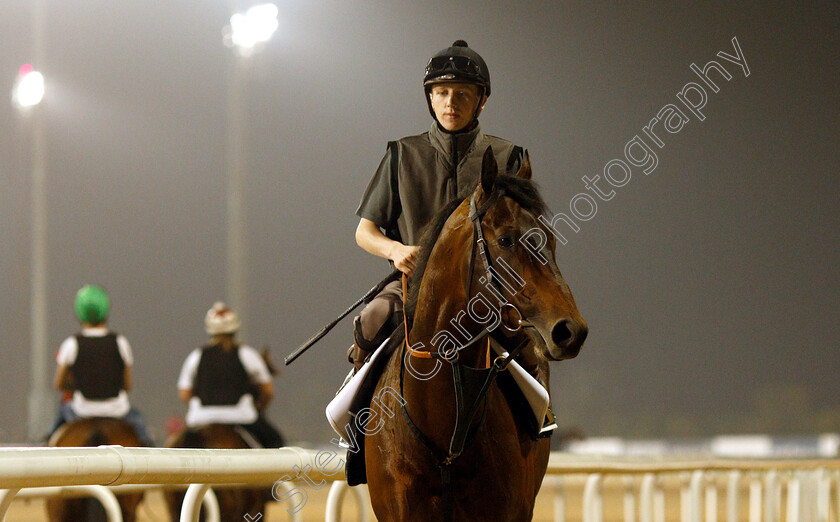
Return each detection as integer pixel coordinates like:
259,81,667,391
480,146,497,196
516,149,532,180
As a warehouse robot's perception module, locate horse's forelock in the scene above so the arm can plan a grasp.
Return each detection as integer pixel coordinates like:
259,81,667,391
492,175,547,218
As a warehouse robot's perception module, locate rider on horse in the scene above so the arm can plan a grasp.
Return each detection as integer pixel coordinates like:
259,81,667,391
350,40,524,371
49,285,154,446
176,302,284,448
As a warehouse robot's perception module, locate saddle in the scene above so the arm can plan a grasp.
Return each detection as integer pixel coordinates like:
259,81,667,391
327,331,401,485
174,424,262,449
49,417,139,447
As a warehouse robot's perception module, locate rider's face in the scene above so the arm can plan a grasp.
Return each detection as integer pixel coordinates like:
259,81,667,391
429,83,485,132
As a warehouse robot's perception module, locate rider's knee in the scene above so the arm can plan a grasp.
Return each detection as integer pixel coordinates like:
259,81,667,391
358,297,401,344
355,313,400,352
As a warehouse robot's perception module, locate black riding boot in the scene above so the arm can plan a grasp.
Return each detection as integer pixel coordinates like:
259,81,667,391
349,317,381,372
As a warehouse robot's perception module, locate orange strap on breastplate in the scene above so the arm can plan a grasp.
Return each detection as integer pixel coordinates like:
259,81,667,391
402,273,492,363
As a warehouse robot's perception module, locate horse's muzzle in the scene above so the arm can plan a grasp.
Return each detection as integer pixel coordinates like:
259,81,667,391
550,318,587,360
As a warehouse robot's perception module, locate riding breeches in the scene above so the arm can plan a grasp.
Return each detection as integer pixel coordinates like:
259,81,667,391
356,280,403,347
49,403,155,446
241,414,285,448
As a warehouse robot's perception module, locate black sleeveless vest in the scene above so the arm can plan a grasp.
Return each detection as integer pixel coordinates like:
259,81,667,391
71,333,125,400
356,122,522,247
193,344,252,406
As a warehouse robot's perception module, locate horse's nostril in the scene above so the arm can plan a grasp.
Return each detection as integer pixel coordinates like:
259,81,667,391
551,320,573,346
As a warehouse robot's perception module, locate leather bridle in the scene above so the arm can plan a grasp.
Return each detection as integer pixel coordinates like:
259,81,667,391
398,188,547,521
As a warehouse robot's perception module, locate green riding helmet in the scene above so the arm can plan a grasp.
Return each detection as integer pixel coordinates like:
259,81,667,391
75,285,110,325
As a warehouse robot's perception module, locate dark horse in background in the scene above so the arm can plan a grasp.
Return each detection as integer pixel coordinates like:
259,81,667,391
364,149,587,521
164,424,267,522
47,418,145,522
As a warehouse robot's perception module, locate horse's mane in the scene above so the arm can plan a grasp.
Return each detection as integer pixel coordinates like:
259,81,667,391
403,197,464,325
404,175,547,327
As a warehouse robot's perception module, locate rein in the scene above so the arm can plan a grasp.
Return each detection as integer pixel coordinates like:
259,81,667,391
403,189,532,361
399,189,537,521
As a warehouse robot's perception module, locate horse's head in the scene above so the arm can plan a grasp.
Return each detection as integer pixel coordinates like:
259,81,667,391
471,147,587,361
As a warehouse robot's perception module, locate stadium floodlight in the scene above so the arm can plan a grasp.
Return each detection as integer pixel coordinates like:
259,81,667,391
220,4,278,323
223,3,279,56
12,64,45,109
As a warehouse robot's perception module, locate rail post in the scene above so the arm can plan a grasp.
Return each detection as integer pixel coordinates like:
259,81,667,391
180,483,220,522
78,485,123,522
764,470,780,522
0,488,21,520
623,475,636,522
726,470,741,522
786,472,801,522
640,474,655,522
749,474,762,522
705,474,718,522
816,468,830,522
325,481,370,522
582,473,603,522
689,470,704,522
547,475,565,522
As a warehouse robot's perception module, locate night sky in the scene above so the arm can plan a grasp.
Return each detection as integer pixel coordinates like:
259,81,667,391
1,1,837,444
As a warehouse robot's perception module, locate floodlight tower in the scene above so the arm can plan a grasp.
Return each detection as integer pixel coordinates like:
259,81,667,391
12,65,44,109
15,0,51,442
221,4,278,332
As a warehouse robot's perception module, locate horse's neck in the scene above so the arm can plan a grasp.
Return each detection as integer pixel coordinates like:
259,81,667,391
409,210,474,347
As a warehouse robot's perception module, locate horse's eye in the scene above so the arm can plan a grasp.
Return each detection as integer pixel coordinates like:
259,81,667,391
497,236,514,249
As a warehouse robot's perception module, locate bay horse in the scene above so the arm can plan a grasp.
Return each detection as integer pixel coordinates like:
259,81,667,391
364,148,587,521
164,424,267,522
47,417,145,522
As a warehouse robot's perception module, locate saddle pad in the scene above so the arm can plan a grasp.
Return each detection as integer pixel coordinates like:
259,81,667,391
325,339,390,444
504,359,556,435
489,337,556,435
326,338,556,443
185,394,258,428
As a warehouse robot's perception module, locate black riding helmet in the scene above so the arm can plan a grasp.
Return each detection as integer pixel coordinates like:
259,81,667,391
423,40,490,126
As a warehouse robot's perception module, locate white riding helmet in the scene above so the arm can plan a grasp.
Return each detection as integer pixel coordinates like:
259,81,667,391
205,301,241,335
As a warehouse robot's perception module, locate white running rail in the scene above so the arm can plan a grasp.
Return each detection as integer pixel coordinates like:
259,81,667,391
543,453,840,522
1,447,838,521
0,446,356,522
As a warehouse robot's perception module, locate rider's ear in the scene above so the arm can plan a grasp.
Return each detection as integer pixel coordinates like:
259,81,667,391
516,150,532,180
480,146,497,197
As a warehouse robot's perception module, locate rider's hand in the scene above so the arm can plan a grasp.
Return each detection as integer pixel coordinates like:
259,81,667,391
390,244,420,276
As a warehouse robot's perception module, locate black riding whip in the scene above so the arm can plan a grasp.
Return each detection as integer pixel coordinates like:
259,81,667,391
284,268,401,365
